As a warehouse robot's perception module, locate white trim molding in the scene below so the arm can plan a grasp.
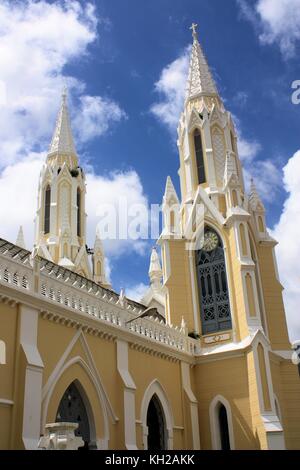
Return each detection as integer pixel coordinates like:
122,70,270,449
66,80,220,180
181,362,200,449
117,339,137,450
20,304,44,450
41,329,118,449
140,379,174,450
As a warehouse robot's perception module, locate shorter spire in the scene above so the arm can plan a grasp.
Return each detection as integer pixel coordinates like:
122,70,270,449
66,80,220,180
94,230,103,249
149,247,163,289
163,176,179,205
249,179,265,212
186,23,218,100
16,226,26,249
48,87,77,160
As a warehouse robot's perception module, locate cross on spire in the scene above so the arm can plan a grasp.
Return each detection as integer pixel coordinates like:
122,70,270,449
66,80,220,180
190,22,198,40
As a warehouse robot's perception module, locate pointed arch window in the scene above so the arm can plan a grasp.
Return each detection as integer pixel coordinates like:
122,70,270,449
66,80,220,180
195,228,232,334
146,394,167,450
218,404,231,450
77,188,81,237
194,129,206,184
44,185,51,234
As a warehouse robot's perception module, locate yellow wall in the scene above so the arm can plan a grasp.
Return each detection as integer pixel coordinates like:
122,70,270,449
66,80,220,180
194,355,260,449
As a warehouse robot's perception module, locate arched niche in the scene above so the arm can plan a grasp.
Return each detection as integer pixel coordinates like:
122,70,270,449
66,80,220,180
140,380,174,450
43,359,109,449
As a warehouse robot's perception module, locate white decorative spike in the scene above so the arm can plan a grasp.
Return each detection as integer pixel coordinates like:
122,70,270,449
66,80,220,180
163,176,179,205
186,23,218,100
48,88,77,159
118,288,126,307
223,152,237,188
149,247,163,288
93,230,111,288
16,226,26,249
249,179,265,212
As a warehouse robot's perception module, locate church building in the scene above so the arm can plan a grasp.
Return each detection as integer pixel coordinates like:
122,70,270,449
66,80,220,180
0,26,299,450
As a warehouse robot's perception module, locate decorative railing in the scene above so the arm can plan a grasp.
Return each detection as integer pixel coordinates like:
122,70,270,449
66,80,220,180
0,240,199,356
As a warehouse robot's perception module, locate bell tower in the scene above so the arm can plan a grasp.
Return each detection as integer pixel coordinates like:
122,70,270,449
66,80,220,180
34,89,91,278
177,23,244,211
160,24,291,350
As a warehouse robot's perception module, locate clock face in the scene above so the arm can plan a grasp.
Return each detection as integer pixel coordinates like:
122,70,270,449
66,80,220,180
202,231,219,252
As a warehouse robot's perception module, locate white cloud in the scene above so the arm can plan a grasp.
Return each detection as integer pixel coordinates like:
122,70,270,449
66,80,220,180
126,283,148,302
271,150,300,341
0,153,44,245
243,160,282,201
74,96,127,143
238,0,300,58
232,114,282,201
0,0,125,169
86,170,149,257
150,46,190,132
0,0,144,286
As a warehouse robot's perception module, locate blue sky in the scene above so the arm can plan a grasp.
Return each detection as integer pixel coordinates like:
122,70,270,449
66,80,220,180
0,0,300,337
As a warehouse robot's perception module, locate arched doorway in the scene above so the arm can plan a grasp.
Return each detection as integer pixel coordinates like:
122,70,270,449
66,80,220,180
56,381,94,450
218,404,231,450
146,394,166,450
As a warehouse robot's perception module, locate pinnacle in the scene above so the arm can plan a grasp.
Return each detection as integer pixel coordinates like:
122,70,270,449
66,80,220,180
48,88,77,159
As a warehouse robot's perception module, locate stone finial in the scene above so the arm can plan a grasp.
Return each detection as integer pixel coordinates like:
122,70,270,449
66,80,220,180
180,316,188,335
16,225,26,249
149,247,163,289
118,288,127,307
249,178,265,212
223,152,238,188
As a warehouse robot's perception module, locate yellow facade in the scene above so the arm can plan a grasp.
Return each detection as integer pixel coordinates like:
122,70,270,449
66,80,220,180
0,27,300,451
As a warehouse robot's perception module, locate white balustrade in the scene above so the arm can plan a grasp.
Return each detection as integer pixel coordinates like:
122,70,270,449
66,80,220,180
0,251,199,355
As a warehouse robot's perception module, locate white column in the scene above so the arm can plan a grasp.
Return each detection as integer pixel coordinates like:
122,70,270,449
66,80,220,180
181,362,200,449
20,304,44,450
117,340,137,450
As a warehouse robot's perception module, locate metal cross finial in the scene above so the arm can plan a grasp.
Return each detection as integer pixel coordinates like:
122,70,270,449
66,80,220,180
190,22,198,40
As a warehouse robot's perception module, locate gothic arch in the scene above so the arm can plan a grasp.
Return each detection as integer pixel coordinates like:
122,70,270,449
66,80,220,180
194,223,234,334
140,380,174,450
190,221,236,336
42,355,112,449
209,395,235,450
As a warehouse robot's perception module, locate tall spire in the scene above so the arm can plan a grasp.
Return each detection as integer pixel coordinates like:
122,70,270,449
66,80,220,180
48,87,77,165
186,23,218,100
